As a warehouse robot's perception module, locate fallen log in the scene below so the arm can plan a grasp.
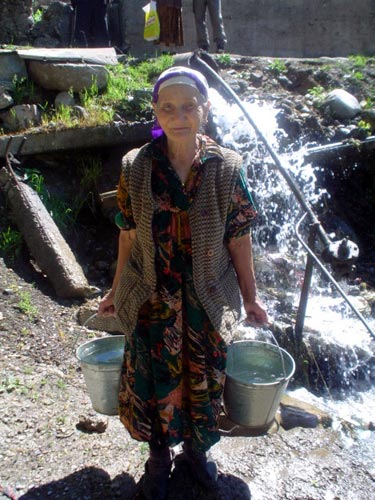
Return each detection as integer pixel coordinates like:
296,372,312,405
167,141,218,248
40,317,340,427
0,165,96,299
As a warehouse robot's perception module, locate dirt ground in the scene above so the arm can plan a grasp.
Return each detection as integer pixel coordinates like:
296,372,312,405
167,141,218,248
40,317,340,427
1,55,375,500
1,256,375,500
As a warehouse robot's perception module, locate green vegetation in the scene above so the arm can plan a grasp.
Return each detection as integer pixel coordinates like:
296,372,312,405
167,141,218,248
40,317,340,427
217,53,231,67
16,290,38,318
269,58,287,75
0,226,23,260
23,168,74,234
12,75,35,105
307,85,327,108
35,55,174,130
348,54,369,68
32,8,43,24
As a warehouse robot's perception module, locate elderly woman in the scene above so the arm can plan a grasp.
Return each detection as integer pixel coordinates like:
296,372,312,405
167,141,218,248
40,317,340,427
98,66,268,499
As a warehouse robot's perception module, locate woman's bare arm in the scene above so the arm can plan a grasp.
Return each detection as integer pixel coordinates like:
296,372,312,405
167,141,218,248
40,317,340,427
227,233,268,325
98,229,136,317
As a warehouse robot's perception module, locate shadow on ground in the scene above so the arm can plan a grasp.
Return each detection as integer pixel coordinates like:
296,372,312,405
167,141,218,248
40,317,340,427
16,461,251,500
18,466,137,500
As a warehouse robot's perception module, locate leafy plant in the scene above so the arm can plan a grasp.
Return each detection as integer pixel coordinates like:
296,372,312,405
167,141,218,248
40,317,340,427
357,120,371,134
32,8,43,23
269,59,287,75
353,71,364,81
307,85,327,108
217,53,231,66
0,226,23,259
348,54,368,68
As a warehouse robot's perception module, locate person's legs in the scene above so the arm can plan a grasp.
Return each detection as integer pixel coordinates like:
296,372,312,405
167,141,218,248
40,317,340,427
207,0,227,50
141,443,173,500
117,0,130,52
73,3,91,47
90,0,109,47
181,440,218,488
193,0,210,50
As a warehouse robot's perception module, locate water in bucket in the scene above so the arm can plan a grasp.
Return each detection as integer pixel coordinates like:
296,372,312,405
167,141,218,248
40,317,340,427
224,340,295,430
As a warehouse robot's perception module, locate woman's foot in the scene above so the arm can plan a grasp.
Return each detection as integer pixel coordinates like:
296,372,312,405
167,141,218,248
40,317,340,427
140,446,174,500
180,444,218,489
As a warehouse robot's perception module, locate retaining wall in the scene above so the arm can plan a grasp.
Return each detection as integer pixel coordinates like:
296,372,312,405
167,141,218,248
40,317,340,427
129,0,375,58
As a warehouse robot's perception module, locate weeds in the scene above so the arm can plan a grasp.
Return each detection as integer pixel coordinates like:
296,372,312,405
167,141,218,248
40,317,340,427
0,226,23,259
11,75,35,105
23,168,74,234
32,8,43,23
348,54,369,68
217,53,231,66
269,59,287,75
307,85,327,108
17,290,38,318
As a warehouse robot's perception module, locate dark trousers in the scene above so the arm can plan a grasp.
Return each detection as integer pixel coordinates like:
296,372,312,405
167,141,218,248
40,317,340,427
73,0,109,48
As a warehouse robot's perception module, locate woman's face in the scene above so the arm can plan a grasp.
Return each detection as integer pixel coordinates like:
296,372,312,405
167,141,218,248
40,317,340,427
153,84,210,143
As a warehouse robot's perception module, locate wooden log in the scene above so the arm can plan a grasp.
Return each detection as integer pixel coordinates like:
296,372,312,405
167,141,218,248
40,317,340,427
0,166,96,298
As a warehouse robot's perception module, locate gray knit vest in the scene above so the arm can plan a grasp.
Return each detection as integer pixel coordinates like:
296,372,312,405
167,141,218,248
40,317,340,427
114,142,243,343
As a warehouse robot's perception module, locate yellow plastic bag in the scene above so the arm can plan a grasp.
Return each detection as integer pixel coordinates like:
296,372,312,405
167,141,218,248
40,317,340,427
143,1,160,42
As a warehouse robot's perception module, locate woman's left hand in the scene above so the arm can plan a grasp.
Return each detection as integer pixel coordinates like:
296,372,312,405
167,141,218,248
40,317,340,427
243,297,268,327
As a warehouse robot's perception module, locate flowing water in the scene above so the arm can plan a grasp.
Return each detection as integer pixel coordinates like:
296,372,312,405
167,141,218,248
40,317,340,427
208,88,375,427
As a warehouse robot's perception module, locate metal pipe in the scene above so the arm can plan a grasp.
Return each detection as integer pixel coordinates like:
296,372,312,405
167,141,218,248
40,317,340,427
295,212,375,341
294,222,319,346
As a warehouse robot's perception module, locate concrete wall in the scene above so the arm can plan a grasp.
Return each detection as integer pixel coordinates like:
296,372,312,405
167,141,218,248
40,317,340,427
127,0,375,58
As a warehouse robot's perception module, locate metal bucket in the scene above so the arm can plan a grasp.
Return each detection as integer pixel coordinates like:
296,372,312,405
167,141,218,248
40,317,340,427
76,335,125,415
223,340,295,430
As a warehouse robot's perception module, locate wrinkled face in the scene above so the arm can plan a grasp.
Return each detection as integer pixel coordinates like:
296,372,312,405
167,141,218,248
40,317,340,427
153,84,210,142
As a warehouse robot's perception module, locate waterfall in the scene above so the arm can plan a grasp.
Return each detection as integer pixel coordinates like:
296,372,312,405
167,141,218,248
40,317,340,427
208,88,375,426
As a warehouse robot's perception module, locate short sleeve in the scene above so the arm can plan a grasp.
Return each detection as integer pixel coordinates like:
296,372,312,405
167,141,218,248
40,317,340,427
225,168,257,241
116,170,136,230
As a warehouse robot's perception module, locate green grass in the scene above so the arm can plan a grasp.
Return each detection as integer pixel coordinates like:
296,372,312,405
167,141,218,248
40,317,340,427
36,55,174,130
17,290,38,318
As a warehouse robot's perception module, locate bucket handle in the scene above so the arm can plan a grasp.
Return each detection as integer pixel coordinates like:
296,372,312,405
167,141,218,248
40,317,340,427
72,312,98,355
237,320,288,380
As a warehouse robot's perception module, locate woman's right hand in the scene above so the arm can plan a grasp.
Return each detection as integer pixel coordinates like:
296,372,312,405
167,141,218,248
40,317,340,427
97,290,117,317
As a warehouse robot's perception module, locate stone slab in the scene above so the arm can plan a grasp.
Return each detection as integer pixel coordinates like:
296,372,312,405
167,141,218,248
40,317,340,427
16,47,118,65
0,121,152,158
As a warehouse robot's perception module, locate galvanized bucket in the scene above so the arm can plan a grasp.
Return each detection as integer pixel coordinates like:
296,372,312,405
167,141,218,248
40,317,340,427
223,340,295,430
76,334,125,415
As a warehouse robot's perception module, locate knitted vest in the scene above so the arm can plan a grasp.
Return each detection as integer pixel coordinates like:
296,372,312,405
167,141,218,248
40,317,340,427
114,142,243,343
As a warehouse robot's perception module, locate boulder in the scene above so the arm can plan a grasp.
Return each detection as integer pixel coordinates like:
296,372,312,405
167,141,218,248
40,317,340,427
27,61,110,92
1,104,41,132
325,89,361,120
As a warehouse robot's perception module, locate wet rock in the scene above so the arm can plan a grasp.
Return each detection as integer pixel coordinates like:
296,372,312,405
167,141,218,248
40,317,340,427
325,88,361,119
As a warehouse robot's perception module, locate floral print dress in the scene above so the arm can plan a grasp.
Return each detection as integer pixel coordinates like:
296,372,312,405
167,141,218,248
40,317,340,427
116,135,257,452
